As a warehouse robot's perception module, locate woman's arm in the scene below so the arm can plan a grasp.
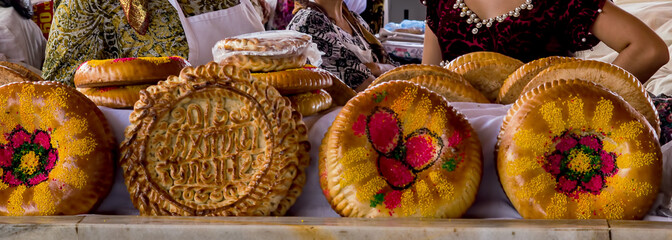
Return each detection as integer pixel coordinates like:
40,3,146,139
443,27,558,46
591,1,669,83
422,24,443,65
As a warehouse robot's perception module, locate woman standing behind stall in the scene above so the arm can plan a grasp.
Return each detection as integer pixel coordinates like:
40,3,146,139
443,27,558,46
421,0,668,83
0,0,46,73
288,0,397,91
43,0,265,85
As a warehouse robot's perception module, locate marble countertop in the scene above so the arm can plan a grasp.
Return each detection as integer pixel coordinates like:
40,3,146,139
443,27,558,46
2,216,671,240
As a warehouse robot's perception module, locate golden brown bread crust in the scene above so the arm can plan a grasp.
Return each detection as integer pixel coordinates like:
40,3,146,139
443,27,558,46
408,75,490,103
0,81,115,216
497,56,581,104
521,60,660,135
214,32,312,52
320,80,482,217
452,59,522,102
287,89,333,117
120,63,309,216
497,79,661,219
218,54,307,73
73,56,190,88
251,66,333,95
369,64,467,88
77,84,151,109
323,71,357,106
443,51,523,71
0,61,43,84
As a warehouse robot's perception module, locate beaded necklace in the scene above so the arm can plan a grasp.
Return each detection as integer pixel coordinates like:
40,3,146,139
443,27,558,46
452,0,534,34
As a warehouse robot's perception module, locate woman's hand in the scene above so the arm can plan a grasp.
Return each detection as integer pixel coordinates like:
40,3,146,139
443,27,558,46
592,1,669,83
364,62,396,77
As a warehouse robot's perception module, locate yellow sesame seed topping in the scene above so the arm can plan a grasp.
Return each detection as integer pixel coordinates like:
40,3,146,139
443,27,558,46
506,157,539,176
429,105,448,135
607,176,653,198
576,193,592,219
415,180,434,217
355,176,386,202
8,185,26,216
617,152,657,169
603,139,619,153
403,94,431,134
513,129,551,155
390,87,417,116
592,98,614,132
19,85,37,132
50,164,88,189
340,161,376,187
18,151,40,176
601,191,624,219
517,173,554,201
546,193,568,219
540,102,565,136
567,149,596,173
397,189,416,216
566,97,587,130
34,182,56,215
612,121,643,142
429,171,454,200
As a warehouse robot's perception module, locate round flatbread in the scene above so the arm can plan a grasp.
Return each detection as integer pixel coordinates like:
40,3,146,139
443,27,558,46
451,58,523,102
0,81,115,216
0,61,43,85
120,63,310,216
497,56,580,104
213,31,313,72
443,51,523,71
251,65,332,95
521,60,660,135
320,80,482,217
497,79,661,219
74,56,190,88
369,64,467,88
77,84,151,109
408,75,490,103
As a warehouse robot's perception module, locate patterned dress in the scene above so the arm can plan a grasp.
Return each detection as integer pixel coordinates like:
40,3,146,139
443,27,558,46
43,0,239,86
287,8,380,90
425,0,606,62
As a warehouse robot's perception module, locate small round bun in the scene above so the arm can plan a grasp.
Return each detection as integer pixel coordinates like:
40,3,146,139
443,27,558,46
74,56,190,88
320,80,482,217
497,79,661,220
0,81,115,216
287,89,332,117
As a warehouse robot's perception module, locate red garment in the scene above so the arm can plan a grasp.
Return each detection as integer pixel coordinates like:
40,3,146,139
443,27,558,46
424,0,607,62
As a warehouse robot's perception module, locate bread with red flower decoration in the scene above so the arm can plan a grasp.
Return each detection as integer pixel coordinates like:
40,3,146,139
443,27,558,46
497,79,661,219
0,81,115,215
320,80,482,217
